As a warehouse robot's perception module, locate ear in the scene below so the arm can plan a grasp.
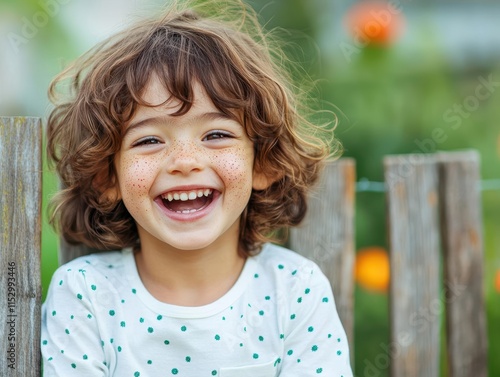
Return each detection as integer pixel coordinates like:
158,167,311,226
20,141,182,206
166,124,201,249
100,185,121,203
93,169,122,203
252,170,274,191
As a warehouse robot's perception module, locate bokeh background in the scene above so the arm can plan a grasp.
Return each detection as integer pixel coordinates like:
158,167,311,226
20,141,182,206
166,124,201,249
1,0,499,375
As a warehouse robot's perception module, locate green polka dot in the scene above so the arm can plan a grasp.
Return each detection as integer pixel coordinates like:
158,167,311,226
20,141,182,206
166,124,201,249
134,372,140,377
77,294,82,300
308,326,314,332
121,299,125,303
215,334,221,341
91,285,96,290
83,354,88,360
222,316,226,320
280,334,284,339
316,368,323,373
65,329,70,334
291,270,297,275
157,315,163,320
185,356,191,362
140,318,144,323
305,288,310,294
42,340,48,345
312,345,318,351
48,357,53,361
87,314,92,319
290,314,296,320
181,326,187,332
297,297,302,303
337,338,341,342
211,371,217,376
70,315,74,320
171,368,178,375
110,338,114,344
148,327,154,333
274,358,281,366
322,297,329,303
117,346,122,352
253,353,259,359
265,296,270,300
278,264,284,269
109,310,115,316
259,310,264,316
120,321,126,327
164,340,170,345
59,280,63,285
337,350,342,355
258,336,264,341
287,350,293,356
51,310,56,316
147,360,152,365
254,273,259,278
71,363,76,369
132,288,137,294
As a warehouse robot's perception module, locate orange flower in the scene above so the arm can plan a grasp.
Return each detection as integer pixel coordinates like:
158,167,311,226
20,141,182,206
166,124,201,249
495,269,500,293
344,0,405,46
355,246,390,293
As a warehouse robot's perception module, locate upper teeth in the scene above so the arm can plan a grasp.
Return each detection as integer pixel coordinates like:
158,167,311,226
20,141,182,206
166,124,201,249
162,189,212,202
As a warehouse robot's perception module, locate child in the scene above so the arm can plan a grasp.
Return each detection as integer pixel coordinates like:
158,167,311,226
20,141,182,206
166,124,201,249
42,0,352,375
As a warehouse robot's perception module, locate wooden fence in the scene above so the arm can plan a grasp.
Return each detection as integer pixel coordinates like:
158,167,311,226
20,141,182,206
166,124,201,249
0,117,488,376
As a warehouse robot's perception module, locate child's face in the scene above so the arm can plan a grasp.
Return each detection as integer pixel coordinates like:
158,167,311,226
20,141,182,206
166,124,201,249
111,79,268,253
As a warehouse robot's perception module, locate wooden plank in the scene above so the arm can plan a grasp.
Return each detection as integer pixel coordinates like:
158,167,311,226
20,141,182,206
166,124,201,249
59,238,101,265
288,158,356,355
0,117,42,376
384,154,441,377
437,151,488,377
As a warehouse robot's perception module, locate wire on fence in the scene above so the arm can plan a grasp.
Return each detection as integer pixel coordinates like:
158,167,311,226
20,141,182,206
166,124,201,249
355,178,500,193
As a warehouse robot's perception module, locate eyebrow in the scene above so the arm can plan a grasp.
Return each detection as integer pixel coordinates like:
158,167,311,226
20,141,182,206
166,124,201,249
124,111,237,136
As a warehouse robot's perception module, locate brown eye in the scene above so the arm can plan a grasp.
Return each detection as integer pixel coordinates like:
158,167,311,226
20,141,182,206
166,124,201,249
133,137,161,147
203,131,232,141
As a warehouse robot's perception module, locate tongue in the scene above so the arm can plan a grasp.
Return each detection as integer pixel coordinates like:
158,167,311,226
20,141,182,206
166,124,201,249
164,196,209,212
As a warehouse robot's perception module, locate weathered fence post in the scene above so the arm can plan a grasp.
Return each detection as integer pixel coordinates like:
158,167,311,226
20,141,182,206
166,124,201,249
0,117,42,376
289,158,356,358
59,239,101,265
438,150,488,377
384,154,441,377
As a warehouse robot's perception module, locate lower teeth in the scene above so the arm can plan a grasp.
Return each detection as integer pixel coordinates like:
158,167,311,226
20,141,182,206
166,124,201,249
177,209,198,214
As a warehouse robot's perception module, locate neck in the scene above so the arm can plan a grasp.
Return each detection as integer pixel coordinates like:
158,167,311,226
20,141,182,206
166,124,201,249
134,229,245,306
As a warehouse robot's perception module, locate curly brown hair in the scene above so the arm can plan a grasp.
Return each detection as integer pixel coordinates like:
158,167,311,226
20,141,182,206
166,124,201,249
47,0,341,256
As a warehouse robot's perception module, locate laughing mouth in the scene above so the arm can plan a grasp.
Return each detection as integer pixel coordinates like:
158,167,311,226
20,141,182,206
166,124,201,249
160,189,214,213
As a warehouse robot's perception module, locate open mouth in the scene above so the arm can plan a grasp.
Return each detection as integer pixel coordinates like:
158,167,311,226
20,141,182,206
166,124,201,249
160,188,215,214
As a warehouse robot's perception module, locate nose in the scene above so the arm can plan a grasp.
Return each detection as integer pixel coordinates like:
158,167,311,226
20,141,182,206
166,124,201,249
165,139,204,175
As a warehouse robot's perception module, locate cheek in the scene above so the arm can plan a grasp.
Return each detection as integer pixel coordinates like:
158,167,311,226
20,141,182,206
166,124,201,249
119,157,157,197
214,147,254,191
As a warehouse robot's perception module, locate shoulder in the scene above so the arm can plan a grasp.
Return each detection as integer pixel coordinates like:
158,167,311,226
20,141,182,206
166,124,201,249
48,249,129,288
251,243,330,289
